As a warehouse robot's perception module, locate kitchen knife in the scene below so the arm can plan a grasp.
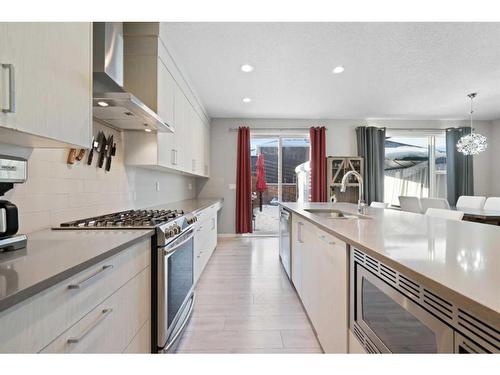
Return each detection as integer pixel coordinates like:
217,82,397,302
87,136,98,165
105,135,114,172
97,131,107,168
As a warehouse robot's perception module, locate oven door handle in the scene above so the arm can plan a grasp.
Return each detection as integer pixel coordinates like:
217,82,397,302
163,231,195,256
164,294,195,352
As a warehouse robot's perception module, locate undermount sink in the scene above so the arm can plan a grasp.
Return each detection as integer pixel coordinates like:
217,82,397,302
304,208,370,220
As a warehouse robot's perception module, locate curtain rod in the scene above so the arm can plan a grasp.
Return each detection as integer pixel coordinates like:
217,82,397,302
387,127,446,131
228,127,325,132
229,126,447,132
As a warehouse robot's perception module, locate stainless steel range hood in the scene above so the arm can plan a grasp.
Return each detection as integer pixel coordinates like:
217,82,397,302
92,22,174,133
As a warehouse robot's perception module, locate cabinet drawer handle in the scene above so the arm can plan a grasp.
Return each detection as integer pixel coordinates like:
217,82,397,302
171,149,178,165
1,64,15,113
68,265,113,290
297,222,304,243
319,234,335,245
67,308,113,344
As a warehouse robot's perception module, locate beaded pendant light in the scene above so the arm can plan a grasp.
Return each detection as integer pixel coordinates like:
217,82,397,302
456,93,487,155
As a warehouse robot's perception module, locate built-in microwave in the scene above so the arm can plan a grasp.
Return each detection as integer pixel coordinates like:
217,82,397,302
350,248,499,354
351,259,454,353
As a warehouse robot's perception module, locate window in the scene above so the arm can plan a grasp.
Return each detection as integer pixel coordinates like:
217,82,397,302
384,133,447,207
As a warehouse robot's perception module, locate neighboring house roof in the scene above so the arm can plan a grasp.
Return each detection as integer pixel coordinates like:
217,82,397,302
385,139,446,170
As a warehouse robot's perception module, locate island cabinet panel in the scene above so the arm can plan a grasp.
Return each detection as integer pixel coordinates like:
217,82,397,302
299,220,321,328
0,238,151,353
291,215,304,297
290,213,348,353
314,227,348,353
349,330,367,353
0,22,92,148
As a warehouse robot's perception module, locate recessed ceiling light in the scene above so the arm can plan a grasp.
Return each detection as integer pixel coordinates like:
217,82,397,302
145,128,152,132
97,101,109,107
240,64,254,73
332,66,345,74
242,97,252,103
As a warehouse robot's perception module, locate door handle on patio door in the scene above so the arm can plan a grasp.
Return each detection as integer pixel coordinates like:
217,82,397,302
297,222,304,243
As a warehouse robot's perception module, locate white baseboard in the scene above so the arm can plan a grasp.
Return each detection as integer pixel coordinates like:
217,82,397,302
217,233,239,238
217,233,279,238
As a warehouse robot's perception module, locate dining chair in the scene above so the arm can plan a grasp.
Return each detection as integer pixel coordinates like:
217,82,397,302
370,201,389,208
456,196,486,210
398,196,423,213
420,197,450,212
425,208,464,221
483,197,500,211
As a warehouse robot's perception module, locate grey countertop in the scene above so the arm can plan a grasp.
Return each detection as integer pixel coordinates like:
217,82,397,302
145,198,223,214
0,197,223,313
280,202,500,324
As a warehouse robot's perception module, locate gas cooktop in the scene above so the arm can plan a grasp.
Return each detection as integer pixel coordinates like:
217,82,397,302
55,209,186,229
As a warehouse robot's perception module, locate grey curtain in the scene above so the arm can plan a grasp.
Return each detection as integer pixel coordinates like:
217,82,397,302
446,127,474,206
356,126,386,205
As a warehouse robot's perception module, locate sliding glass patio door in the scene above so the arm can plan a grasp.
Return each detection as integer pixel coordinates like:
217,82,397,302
250,134,310,234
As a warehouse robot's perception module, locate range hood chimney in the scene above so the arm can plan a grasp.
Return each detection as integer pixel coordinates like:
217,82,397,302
92,22,174,133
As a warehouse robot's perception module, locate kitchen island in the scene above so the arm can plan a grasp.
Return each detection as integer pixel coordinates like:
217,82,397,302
280,202,500,353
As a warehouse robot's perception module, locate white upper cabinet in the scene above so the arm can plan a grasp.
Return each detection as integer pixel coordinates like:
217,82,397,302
0,23,92,148
157,60,175,127
122,22,210,178
203,121,210,176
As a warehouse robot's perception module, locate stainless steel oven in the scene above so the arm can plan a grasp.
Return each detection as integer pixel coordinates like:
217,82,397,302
157,224,195,353
351,250,454,353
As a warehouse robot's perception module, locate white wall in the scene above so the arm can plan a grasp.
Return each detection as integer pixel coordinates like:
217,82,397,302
199,118,495,234
2,121,196,234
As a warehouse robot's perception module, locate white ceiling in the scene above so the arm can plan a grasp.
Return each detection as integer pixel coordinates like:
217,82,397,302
163,23,500,120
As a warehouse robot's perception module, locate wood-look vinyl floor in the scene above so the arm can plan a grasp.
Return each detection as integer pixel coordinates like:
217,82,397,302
175,237,322,353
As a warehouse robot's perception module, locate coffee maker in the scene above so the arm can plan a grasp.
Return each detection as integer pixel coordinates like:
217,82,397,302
0,155,27,252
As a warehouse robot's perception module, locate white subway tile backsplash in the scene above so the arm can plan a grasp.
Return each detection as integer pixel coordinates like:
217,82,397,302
19,212,51,234
16,194,69,213
3,121,196,234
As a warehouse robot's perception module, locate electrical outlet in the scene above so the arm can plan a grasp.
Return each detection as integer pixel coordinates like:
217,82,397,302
229,184,236,190
188,183,193,190
156,181,160,191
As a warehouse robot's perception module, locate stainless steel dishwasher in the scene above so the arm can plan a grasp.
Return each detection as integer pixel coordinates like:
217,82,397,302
279,207,291,279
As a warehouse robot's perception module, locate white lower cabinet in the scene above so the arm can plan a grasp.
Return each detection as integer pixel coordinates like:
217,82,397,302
194,205,219,284
315,228,348,353
41,266,150,353
125,320,151,353
0,238,152,353
290,213,348,353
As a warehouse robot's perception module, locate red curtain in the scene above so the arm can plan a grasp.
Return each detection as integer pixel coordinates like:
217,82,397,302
236,126,253,233
310,126,327,202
